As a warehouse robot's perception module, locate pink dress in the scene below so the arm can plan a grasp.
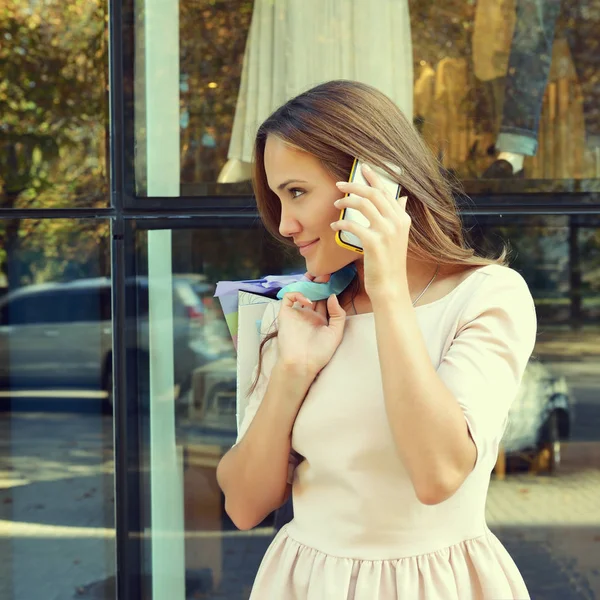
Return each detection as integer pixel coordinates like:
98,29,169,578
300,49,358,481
237,264,537,599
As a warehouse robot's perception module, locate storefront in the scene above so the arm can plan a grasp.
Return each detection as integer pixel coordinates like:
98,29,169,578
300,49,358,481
1,0,599,598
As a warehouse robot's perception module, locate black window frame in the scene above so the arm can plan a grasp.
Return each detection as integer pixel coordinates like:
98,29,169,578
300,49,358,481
110,2,600,593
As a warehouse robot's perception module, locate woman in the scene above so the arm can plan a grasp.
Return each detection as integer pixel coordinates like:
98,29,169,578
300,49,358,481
216,80,536,599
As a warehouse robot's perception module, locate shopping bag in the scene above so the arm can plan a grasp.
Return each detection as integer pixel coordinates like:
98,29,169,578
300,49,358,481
214,274,304,351
235,291,277,432
237,292,299,502
214,266,354,433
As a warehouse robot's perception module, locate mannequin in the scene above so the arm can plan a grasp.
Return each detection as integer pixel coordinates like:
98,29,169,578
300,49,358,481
218,0,414,183
475,0,599,178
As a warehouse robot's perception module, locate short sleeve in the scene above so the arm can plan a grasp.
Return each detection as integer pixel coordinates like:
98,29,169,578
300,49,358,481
437,268,537,469
234,302,300,484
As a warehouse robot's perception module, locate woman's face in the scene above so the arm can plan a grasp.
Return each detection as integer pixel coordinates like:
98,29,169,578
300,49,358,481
263,135,356,277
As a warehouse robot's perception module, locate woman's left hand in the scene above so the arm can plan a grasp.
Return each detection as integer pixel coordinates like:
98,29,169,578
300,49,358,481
331,164,411,300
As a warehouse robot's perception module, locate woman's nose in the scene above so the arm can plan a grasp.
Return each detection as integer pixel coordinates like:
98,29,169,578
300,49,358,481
279,207,301,238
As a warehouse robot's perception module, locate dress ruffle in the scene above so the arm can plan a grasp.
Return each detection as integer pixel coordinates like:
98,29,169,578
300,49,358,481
249,525,530,600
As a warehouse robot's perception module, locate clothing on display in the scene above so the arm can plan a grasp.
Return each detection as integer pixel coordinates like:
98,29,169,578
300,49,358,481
476,0,599,175
221,0,413,181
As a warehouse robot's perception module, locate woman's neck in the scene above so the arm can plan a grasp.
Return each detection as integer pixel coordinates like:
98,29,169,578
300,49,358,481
344,258,442,313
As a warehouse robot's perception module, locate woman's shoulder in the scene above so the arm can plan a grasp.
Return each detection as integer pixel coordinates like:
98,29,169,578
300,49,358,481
458,263,535,320
453,264,537,363
469,263,531,293
423,263,526,311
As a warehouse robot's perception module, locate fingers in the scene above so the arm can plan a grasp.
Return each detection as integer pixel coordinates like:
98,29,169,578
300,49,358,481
361,163,391,197
360,164,404,207
330,217,372,248
336,182,396,222
326,294,346,336
335,164,401,221
334,193,384,229
304,272,331,283
282,292,313,309
313,274,331,283
326,293,345,316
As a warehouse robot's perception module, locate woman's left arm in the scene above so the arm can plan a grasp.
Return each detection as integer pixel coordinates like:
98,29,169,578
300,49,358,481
372,293,478,505
332,165,536,505
371,279,536,505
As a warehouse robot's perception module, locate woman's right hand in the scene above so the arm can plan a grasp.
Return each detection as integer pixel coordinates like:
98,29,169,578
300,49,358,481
276,291,347,379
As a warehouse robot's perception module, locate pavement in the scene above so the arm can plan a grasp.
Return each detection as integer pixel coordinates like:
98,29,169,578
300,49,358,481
487,442,600,600
0,409,115,600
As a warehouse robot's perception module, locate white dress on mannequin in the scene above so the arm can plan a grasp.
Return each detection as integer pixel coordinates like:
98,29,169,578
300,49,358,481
226,0,413,168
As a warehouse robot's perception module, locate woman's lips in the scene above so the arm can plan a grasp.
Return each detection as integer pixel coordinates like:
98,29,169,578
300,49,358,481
297,239,319,256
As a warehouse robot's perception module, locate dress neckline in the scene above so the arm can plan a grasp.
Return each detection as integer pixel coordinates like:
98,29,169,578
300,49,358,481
345,265,495,319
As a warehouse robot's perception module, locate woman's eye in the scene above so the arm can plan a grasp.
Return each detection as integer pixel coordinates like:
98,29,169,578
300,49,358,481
289,188,305,199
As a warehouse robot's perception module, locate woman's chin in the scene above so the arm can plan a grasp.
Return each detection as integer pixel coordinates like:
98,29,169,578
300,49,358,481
304,262,329,279
305,266,327,278
306,261,350,279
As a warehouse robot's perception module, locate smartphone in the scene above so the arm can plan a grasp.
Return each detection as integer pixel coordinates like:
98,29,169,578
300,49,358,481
335,158,403,254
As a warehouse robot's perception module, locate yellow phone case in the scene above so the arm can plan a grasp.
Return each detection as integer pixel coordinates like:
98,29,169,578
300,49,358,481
335,158,402,254
335,159,362,253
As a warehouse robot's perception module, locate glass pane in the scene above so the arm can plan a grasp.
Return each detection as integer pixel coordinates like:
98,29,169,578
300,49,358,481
0,1,109,208
467,214,600,599
133,0,599,199
133,225,300,598
0,218,114,600
136,218,600,598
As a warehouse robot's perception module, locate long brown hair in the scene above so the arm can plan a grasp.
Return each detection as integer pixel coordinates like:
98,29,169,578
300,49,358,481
253,79,508,267
248,79,508,394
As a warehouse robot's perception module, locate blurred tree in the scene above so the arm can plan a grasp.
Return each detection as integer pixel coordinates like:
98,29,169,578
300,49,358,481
0,0,109,287
179,0,254,183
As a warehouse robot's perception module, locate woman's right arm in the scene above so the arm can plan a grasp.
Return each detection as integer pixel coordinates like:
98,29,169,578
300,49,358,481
218,291,346,530
216,360,313,531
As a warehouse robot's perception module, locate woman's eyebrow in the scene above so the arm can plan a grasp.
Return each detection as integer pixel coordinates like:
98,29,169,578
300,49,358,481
277,179,308,191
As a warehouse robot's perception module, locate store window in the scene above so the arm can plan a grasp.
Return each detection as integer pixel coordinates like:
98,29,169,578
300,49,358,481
0,1,109,209
131,224,301,598
0,219,114,600
133,0,600,199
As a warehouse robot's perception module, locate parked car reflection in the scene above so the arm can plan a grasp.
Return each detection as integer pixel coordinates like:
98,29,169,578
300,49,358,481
502,358,574,473
0,276,208,408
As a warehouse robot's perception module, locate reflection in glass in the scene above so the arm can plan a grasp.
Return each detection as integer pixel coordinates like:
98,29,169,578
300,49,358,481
414,0,599,181
179,1,254,185
0,219,114,599
136,226,302,598
467,215,600,597
134,0,599,192
0,0,109,209
136,218,600,598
